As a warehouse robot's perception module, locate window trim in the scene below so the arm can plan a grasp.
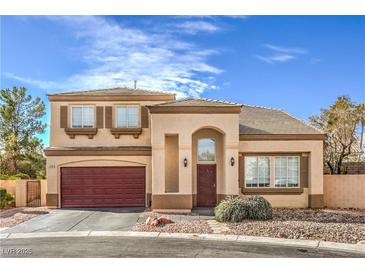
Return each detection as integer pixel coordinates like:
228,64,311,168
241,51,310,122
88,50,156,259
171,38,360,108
70,105,95,128
240,153,303,191
274,156,300,188
197,138,216,163
244,156,271,188
114,104,141,129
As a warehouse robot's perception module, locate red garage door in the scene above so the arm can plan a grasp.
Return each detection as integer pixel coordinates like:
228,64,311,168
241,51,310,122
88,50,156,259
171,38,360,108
61,167,145,208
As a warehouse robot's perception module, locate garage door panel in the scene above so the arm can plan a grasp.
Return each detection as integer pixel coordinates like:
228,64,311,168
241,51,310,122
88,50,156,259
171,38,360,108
62,188,146,195
61,167,145,207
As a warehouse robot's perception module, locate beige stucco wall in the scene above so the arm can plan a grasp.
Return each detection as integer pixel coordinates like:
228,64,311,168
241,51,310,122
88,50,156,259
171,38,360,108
239,140,323,208
46,156,151,207
151,113,240,196
50,100,166,147
324,175,365,209
0,180,47,207
242,188,309,208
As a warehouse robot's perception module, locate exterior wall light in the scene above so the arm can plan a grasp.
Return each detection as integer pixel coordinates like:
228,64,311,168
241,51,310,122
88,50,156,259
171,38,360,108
183,157,188,167
230,157,235,166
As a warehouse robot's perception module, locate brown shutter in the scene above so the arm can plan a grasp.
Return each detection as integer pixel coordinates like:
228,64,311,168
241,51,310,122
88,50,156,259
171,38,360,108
105,106,113,129
96,106,104,128
239,156,245,188
300,155,309,188
60,106,68,128
141,106,149,128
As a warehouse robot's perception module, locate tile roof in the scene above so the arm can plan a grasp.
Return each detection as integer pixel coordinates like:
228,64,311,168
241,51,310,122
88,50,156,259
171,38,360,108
239,104,323,135
151,98,242,107
48,87,175,96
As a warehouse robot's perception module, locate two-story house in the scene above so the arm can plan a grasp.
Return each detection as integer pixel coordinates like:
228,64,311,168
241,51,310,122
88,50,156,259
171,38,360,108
44,87,325,210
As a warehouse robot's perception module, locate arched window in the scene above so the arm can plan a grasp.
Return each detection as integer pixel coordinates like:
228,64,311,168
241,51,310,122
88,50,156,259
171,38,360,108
197,138,216,161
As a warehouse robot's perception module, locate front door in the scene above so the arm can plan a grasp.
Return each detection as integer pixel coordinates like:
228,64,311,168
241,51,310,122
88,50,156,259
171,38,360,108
197,164,217,207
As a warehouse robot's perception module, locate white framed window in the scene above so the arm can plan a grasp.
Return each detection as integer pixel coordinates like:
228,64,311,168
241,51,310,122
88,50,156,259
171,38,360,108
245,156,270,188
115,105,139,128
197,138,216,162
71,105,94,128
275,156,300,187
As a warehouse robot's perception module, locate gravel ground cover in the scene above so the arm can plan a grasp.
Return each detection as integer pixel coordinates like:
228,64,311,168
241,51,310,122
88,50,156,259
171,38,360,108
134,209,364,244
134,212,213,234
0,207,50,228
228,209,365,244
134,220,212,234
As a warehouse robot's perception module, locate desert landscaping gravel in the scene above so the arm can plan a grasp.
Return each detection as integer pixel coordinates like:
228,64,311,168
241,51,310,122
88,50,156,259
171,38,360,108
134,209,364,244
134,220,213,234
0,207,50,228
228,209,365,244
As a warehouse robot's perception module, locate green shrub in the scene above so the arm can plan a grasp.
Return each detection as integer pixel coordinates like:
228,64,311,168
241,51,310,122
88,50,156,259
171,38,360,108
214,195,272,222
6,173,30,180
245,195,273,220
214,196,249,222
0,188,14,209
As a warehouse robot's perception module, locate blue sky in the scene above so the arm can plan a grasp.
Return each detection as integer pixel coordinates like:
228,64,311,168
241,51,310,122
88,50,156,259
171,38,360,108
1,16,364,147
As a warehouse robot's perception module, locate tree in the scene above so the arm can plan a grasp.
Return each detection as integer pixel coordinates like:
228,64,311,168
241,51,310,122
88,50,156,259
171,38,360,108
309,96,364,174
0,87,46,178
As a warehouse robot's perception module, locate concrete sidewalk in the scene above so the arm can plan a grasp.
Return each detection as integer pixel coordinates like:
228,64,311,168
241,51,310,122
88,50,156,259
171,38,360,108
1,230,364,255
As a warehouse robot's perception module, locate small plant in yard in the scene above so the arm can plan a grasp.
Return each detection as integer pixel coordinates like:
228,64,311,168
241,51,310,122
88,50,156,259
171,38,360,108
0,188,14,209
214,196,249,222
214,195,273,222
245,195,273,220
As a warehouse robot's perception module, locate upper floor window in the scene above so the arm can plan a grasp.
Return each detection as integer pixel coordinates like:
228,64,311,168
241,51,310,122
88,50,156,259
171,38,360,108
71,105,94,128
115,105,139,128
275,156,299,187
197,138,215,161
245,156,270,188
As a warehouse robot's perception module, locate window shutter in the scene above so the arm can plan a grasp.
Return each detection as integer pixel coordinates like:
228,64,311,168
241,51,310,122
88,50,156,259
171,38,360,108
60,106,68,128
105,106,113,129
239,156,245,188
96,106,104,128
141,106,149,128
300,155,309,188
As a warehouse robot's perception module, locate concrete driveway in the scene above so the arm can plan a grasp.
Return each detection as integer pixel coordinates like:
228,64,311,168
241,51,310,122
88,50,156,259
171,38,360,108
3,208,147,233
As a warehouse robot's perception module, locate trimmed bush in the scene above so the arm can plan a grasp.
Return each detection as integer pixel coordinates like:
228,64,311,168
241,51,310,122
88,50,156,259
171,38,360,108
214,195,272,222
245,195,273,220
0,188,14,209
214,196,249,222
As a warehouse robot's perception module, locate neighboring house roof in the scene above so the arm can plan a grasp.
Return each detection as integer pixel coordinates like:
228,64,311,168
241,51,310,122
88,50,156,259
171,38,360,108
239,104,324,137
47,87,176,101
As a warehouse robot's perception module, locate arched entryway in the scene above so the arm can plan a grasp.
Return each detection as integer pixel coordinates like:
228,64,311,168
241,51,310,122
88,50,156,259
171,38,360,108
192,127,224,207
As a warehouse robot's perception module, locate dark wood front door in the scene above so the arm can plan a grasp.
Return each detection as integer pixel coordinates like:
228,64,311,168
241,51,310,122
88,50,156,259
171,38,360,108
197,164,217,207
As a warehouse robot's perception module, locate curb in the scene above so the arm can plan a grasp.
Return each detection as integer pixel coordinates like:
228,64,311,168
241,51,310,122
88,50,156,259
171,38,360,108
1,230,364,255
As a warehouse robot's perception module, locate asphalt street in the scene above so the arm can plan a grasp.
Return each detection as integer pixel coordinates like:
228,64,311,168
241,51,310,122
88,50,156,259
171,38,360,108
1,236,363,258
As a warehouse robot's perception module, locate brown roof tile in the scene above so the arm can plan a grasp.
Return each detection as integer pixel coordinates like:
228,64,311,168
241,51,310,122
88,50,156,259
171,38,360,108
239,105,323,135
48,87,175,97
151,98,241,107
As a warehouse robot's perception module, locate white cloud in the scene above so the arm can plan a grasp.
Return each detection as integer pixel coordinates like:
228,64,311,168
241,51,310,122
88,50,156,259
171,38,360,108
256,43,308,64
5,16,224,98
174,20,221,35
264,44,308,54
255,54,296,64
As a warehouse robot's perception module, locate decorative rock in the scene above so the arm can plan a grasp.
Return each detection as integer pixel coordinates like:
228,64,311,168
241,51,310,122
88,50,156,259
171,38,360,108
157,216,174,224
